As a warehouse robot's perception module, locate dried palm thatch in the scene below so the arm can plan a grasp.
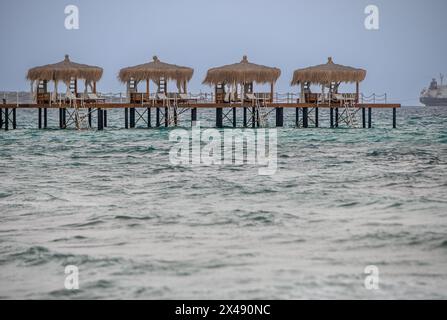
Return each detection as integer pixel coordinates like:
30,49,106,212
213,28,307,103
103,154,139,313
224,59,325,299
291,57,366,85
203,55,281,85
118,56,194,83
26,55,103,82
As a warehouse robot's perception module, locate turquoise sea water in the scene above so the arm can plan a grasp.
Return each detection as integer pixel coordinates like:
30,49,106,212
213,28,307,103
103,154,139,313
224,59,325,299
0,106,446,299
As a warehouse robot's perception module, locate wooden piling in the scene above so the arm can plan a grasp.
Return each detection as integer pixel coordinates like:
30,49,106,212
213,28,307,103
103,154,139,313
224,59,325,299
296,107,299,127
252,107,256,128
233,107,237,128
147,108,151,127
330,107,334,128
393,108,396,128
156,108,160,127
315,107,319,128
43,108,47,128
62,108,66,128
59,108,62,128
362,108,366,128
12,109,16,129
216,108,223,128
165,107,169,127
276,107,283,127
38,108,42,129
0,108,2,129
191,108,197,125
103,110,108,127
88,108,92,128
97,108,104,130
5,108,9,131
243,107,247,127
335,108,339,128
368,108,372,128
130,108,135,128
303,107,308,128
124,108,129,129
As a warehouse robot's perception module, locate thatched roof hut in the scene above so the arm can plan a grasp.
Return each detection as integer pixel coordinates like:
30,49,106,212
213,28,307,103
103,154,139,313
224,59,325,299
118,56,194,84
26,54,103,83
291,57,366,85
203,55,281,85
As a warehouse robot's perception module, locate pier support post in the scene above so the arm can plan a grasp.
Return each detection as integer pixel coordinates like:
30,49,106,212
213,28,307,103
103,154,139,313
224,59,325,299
252,107,256,128
296,108,300,127
315,107,319,128
124,108,129,129
165,107,169,127
0,107,2,129
156,108,160,127
216,108,223,128
362,108,366,128
88,108,92,128
38,108,42,129
97,108,104,131
147,108,151,128
256,109,260,128
5,108,9,131
233,107,237,128
12,108,16,129
103,110,108,128
393,108,397,128
243,107,247,127
62,108,66,128
191,108,197,125
130,108,136,128
276,107,283,127
335,108,339,128
330,108,334,128
368,108,372,128
59,108,62,128
43,108,47,129
302,108,308,128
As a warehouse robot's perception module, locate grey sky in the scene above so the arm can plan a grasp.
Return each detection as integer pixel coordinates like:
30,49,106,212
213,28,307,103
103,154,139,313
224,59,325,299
1,0,446,105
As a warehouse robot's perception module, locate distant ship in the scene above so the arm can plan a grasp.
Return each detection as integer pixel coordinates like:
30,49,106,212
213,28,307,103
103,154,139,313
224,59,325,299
420,74,447,106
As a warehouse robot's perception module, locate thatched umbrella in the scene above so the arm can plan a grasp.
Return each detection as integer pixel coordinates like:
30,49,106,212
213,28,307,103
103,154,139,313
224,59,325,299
27,54,103,97
203,55,281,86
291,57,366,85
118,56,194,94
291,57,366,103
203,55,281,103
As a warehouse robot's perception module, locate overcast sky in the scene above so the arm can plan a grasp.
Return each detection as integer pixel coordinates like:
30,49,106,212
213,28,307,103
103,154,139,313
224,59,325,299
1,0,446,105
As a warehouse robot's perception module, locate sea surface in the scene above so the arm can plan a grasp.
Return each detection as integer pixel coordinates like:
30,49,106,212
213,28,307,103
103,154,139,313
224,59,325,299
0,105,446,299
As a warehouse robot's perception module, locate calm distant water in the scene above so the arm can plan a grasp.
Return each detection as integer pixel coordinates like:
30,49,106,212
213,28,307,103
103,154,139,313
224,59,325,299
0,106,446,299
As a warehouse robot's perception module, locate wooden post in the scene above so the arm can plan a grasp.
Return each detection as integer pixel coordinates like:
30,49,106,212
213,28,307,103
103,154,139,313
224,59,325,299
147,108,151,127
252,107,256,128
362,108,366,128
59,108,62,128
296,108,300,127
191,108,197,125
233,107,237,127
270,83,274,103
276,107,283,127
38,108,42,129
97,108,103,130
393,108,397,128
216,107,223,128
103,110,108,127
43,108,47,128
368,108,372,128
5,107,9,131
335,108,339,128
124,108,129,129
330,107,334,128
88,108,92,128
243,107,247,127
315,107,319,128
303,108,308,128
146,79,150,97
165,107,169,127
12,108,16,129
130,108,136,128
156,108,160,127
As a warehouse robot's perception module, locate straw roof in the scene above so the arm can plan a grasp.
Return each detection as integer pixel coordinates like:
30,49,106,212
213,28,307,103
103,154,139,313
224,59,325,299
118,56,194,83
203,55,281,85
291,57,366,85
26,55,103,82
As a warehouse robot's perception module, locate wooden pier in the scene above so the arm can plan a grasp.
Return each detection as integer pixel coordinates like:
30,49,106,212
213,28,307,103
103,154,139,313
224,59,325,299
0,100,400,131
